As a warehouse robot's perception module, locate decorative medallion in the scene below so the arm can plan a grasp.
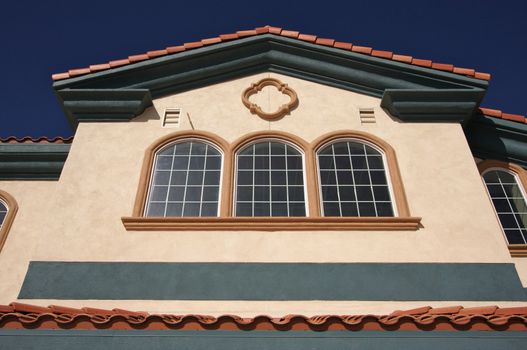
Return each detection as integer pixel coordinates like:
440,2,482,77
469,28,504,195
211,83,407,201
242,78,299,121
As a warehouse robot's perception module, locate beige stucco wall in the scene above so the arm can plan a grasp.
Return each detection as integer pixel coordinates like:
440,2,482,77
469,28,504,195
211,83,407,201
0,72,521,310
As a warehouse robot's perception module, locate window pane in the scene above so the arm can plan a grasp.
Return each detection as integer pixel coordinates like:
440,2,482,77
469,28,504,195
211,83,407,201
234,141,306,217
483,169,527,244
146,141,222,217
317,141,394,217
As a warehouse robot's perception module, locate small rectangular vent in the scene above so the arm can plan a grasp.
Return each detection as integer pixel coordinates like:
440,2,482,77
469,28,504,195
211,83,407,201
359,108,376,125
162,108,181,127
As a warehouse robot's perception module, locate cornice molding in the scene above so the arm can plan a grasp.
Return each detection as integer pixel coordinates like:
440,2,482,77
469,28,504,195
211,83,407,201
0,143,71,180
52,35,488,127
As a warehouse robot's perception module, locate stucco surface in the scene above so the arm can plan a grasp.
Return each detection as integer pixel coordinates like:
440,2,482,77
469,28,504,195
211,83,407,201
0,72,521,305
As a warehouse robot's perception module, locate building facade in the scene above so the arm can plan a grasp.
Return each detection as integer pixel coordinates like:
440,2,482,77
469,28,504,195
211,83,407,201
0,26,527,348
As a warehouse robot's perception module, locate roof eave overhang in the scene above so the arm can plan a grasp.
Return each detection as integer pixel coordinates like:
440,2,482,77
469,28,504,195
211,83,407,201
52,35,489,128
465,115,527,168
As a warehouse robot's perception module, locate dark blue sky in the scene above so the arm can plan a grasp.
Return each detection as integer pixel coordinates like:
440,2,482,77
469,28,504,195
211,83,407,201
1,0,525,138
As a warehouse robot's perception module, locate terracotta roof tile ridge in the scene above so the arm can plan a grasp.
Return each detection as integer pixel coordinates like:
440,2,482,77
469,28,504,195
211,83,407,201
479,107,527,124
52,26,491,82
1,302,526,331
0,136,73,144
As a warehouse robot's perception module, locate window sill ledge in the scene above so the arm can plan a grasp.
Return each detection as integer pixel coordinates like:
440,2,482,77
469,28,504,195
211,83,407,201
509,245,527,257
121,216,422,231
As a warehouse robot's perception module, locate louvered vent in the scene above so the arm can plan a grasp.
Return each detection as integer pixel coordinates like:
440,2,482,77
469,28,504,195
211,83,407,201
162,108,181,127
359,108,376,124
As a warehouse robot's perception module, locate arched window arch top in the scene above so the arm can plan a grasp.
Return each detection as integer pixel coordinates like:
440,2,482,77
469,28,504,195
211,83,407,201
316,138,395,217
0,190,18,253
480,164,527,245
145,138,224,217
0,198,8,229
234,139,307,217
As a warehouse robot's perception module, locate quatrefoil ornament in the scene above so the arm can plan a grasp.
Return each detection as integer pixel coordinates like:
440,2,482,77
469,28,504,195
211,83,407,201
242,78,299,121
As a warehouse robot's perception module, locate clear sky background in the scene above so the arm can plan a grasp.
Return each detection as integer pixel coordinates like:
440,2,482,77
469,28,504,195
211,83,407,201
1,0,525,138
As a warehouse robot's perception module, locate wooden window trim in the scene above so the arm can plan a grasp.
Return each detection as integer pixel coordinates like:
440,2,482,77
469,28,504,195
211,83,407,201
478,159,527,257
0,190,18,253
123,130,420,231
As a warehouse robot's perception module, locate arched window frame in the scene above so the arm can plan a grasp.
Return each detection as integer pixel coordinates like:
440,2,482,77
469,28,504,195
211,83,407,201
230,131,312,217
0,190,18,253
315,137,398,217
478,160,527,257
131,131,230,218
311,131,411,217
123,130,419,231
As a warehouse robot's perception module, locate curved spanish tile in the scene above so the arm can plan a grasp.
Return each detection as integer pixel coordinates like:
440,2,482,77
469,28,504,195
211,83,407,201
0,136,73,144
1,302,526,331
51,25,491,82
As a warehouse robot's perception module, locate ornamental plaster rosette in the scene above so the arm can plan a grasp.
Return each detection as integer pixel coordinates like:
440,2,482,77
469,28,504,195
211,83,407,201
242,78,298,121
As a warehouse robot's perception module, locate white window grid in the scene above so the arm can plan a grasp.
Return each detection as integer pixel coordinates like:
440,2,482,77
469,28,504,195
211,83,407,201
234,140,309,217
482,168,527,244
316,139,396,217
145,139,223,217
0,199,7,230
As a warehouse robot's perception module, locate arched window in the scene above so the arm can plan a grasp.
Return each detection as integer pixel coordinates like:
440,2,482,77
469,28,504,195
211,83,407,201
481,167,527,245
0,190,18,253
0,199,7,229
316,140,394,217
234,140,307,217
145,139,223,217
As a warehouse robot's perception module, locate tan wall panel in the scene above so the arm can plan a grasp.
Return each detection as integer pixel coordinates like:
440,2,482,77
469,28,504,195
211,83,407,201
0,72,519,303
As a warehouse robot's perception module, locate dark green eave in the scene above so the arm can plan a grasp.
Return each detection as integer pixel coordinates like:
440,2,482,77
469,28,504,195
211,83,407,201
52,34,489,128
381,89,485,122
465,114,527,168
0,144,70,180
55,89,152,128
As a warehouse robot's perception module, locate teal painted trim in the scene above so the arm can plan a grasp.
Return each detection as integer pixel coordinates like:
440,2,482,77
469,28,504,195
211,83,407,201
55,89,152,128
52,36,489,126
19,262,527,301
0,144,70,180
53,35,489,92
0,330,526,350
465,115,527,168
381,89,485,123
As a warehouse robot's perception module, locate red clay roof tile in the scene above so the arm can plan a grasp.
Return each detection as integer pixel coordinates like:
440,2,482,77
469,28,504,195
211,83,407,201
255,26,270,34
0,136,73,144
371,50,393,59
219,33,238,41
431,62,454,72
502,113,525,123
392,54,413,63
201,37,222,46
166,45,186,53
267,26,282,34
315,37,335,46
298,33,317,42
351,45,373,54
0,303,526,331
89,63,111,71
334,41,353,50
411,58,432,67
147,50,168,58
109,59,130,67
128,54,149,62
280,30,300,38
236,30,257,37
183,41,203,49
51,25,492,84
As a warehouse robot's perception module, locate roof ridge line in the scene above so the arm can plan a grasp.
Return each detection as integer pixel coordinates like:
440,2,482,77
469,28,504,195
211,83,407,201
51,25,491,82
